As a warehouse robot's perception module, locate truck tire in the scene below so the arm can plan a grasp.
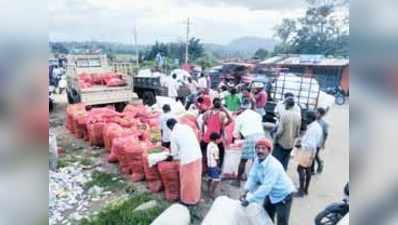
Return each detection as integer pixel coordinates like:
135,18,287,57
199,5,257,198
115,102,127,112
143,91,156,106
67,90,74,104
335,94,345,105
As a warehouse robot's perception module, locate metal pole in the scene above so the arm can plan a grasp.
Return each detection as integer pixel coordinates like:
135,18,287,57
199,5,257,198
185,18,190,64
134,26,139,67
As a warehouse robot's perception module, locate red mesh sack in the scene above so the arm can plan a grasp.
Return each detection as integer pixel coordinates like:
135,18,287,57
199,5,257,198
87,107,120,124
103,123,124,152
120,141,154,181
74,112,88,139
123,105,148,119
79,73,92,83
142,150,163,193
106,78,127,87
87,122,105,146
109,134,138,165
66,104,86,131
158,161,180,202
91,73,105,85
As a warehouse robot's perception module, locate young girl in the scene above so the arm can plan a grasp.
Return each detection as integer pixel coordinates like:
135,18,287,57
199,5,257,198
207,132,222,199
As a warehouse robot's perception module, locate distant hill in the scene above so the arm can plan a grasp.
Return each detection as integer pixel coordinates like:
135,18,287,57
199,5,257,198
204,36,278,59
50,37,278,60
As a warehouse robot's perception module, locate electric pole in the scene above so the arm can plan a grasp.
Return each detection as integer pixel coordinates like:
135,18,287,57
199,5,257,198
134,26,139,66
185,17,191,64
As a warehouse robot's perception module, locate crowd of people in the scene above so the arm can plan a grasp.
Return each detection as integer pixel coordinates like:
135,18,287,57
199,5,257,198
161,72,329,225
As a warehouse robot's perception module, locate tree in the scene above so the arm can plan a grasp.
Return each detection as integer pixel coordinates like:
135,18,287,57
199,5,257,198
253,48,269,59
142,37,204,64
273,0,349,56
50,42,69,54
194,52,218,70
188,37,204,62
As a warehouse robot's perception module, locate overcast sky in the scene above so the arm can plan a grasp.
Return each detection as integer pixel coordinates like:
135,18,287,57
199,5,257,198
49,0,309,45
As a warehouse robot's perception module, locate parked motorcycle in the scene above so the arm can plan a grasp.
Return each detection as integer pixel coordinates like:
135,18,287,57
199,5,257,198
315,183,349,225
326,86,346,105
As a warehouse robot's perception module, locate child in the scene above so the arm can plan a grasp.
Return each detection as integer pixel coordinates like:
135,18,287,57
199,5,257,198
207,132,222,199
312,107,329,174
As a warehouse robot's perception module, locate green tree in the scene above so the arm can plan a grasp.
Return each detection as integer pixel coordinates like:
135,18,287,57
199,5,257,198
253,48,269,59
273,0,348,56
194,52,218,70
50,42,69,54
188,37,204,62
142,37,204,64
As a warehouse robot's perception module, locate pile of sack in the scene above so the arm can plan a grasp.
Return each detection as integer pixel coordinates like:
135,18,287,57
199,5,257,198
78,72,127,89
65,103,181,202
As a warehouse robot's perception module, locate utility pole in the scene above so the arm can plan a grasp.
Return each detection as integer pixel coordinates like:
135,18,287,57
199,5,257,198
185,17,191,64
133,26,139,66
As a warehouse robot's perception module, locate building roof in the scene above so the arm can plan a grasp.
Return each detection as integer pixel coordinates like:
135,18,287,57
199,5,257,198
260,54,349,67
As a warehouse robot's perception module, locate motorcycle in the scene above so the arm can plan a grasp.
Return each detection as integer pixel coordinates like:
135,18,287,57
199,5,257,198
326,87,346,105
315,183,349,225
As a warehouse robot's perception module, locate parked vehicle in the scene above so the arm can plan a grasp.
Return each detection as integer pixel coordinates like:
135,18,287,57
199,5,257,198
315,183,349,225
65,54,135,107
133,75,162,106
326,86,346,105
265,72,321,123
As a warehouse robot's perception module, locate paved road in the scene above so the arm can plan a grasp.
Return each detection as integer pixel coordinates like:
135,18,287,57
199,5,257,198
288,104,349,225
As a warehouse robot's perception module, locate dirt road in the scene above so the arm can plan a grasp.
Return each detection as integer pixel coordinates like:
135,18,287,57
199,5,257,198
288,104,349,225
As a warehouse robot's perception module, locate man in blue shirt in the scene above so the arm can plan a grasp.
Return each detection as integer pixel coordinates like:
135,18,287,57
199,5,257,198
241,138,296,225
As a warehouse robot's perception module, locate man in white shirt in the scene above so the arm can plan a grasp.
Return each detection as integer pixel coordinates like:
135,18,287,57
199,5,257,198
198,72,208,90
232,103,265,187
167,118,202,205
294,110,323,197
167,74,180,100
159,104,175,149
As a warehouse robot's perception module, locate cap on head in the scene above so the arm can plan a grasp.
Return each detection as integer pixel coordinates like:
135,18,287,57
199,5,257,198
255,138,273,151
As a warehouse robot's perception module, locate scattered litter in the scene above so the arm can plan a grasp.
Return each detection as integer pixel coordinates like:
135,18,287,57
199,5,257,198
49,164,111,225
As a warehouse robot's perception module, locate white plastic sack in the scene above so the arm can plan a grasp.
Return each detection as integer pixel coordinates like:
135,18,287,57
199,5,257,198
318,91,335,110
148,152,170,167
273,73,320,108
156,96,186,115
201,196,273,225
49,132,58,171
150,203,190,225
170,69,191,82
222,149,242,178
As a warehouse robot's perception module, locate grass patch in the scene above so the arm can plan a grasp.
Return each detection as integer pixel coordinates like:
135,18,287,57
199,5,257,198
58,154,94,168
85,170,128,191
79,193,169,225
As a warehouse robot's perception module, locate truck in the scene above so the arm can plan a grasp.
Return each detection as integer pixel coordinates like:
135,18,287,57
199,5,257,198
263,72,322,123
65,54,135,108
66,54,168,108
